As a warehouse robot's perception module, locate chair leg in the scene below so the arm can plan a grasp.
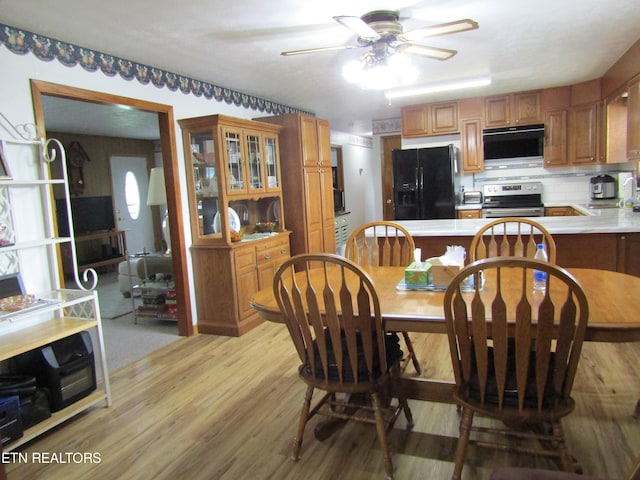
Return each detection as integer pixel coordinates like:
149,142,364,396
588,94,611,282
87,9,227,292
401,332,422,375
452,407,473,480
291,385,314,461
552,420,575,473
633,399,640,419
372,391,395,480
390,362,414,428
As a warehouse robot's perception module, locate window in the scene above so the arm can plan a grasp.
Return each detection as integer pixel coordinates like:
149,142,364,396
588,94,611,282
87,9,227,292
124,170,141,220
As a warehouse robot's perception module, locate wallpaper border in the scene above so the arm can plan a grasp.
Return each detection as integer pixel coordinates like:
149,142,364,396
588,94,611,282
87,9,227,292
0,23,312,117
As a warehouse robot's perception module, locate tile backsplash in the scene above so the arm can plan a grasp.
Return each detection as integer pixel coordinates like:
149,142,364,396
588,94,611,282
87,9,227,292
464,158,636,205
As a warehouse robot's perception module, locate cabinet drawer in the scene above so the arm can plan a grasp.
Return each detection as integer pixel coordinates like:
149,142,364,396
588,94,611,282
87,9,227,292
457,209,483,219
256,235,289,251
257,244,290,265
235,247,257,269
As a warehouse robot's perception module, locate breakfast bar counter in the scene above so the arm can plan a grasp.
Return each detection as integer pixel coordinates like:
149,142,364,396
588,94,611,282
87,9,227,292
399,206,640,237
395,207,640,277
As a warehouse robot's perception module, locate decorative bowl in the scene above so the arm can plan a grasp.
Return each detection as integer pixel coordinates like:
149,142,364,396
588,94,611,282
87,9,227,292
255,222,276,233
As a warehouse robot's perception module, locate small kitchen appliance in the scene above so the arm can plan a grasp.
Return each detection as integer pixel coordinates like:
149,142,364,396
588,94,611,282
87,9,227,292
590,174,617,199
463,191,482,204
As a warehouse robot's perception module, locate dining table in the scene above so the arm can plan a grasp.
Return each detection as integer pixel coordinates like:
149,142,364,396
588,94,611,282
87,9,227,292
250,265,640,403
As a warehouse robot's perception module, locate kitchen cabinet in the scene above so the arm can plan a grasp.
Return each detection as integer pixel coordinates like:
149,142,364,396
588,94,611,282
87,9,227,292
544,206,583,216
604,87,629,164
457,208,482,219
0,119,111,452
553,233,640,277
401,101,459,137
460,118,484,172
258,113,336,256
544,110,568,167
484,91,542,127
617,233,640,277
628,75,640,160
178,114,290,336
568,102,602,165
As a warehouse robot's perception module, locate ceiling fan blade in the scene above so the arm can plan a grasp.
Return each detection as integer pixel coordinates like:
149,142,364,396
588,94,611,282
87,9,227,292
281,44,358,56
398,18,478,42
397,43,458,60
333,15,381,41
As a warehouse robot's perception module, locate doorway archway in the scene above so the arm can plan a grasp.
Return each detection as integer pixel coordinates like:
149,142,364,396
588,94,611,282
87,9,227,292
30,79,193,336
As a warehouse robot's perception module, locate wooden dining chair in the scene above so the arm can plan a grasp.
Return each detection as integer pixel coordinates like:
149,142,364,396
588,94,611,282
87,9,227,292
443,257,589,480
469,217,557,263
345,221,422,375
273,253,414,480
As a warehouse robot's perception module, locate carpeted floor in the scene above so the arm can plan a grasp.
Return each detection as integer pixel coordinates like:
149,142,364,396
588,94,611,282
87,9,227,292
91,271,180,373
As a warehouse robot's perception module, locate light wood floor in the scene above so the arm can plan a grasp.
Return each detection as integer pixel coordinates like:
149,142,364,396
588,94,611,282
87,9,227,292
6,322,640,480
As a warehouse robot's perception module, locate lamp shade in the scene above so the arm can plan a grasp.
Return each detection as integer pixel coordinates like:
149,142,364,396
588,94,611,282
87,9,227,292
146,167,167,206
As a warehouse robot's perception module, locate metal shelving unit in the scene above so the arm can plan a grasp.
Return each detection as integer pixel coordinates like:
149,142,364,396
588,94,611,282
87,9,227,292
0,112,111,452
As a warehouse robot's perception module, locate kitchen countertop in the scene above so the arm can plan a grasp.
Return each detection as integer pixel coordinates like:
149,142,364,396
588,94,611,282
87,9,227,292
398,205,640,236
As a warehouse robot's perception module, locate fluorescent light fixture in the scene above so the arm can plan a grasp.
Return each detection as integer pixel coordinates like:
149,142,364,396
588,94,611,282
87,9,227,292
385,77,491,99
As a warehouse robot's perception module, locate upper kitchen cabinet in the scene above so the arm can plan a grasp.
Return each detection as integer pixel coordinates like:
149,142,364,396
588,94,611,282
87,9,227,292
628,74,640,160
179,114,284,246
568,101,603,165
543,109,568,167
542,87,570,167
401,101,459,137
258,113,336,256
604,86,629,164
460,118,484,172
484,91,542,127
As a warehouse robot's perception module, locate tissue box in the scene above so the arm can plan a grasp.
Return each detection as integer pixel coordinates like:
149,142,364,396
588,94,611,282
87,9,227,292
405,262,432,286
427,257,464,287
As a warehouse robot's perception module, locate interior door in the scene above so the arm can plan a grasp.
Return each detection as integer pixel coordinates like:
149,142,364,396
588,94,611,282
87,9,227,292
110,155,155,254
382,135,401,220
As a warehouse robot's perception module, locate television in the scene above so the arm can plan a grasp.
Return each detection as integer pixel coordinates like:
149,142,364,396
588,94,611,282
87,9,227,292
56,196,116,236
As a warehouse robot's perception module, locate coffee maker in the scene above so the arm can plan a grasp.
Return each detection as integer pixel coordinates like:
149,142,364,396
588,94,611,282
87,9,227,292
590,174,617,199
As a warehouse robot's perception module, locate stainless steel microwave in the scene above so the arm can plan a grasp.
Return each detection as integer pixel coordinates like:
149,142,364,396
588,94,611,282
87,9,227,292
482,124,545,160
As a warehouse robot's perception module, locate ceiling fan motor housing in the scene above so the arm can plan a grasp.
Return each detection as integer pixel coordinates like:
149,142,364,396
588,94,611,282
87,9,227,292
360,10,403,37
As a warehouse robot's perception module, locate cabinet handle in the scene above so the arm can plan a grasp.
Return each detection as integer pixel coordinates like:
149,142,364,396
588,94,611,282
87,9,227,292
264,253,271,259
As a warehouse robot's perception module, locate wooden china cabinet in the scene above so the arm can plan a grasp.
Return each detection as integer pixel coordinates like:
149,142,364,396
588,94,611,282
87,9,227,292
178,114,290,336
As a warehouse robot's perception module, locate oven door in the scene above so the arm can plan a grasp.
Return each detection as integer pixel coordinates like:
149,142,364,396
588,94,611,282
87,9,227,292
483,207,545,218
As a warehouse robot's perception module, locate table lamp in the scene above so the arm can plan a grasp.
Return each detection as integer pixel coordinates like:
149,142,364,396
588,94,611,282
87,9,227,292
146,167,171,255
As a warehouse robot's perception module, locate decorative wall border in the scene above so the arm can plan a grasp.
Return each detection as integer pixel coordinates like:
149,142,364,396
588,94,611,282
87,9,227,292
0,23,313,117
372,117,401,135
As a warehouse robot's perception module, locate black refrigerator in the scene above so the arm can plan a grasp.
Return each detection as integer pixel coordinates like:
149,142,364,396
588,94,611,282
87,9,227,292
392,144,459,220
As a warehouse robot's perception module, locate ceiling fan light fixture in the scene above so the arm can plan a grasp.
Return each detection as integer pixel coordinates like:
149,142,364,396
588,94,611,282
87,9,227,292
385,77,492,99
342,53,418,90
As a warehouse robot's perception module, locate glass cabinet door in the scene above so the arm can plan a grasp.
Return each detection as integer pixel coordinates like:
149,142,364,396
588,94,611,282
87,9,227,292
189,131,219,238
224,129,246,194
246,132,263,191
263,135,280,191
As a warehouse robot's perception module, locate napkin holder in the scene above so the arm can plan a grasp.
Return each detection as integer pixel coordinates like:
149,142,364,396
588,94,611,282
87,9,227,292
426,257,463,287
404,261,432,287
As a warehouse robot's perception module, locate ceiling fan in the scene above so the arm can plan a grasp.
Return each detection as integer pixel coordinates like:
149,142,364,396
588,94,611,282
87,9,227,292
281,10,478,62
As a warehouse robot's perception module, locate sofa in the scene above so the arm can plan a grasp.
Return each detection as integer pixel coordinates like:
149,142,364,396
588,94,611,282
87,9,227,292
117,255,173,297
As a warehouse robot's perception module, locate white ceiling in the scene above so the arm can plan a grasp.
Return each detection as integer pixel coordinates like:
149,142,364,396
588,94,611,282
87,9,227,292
4,0,640,138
